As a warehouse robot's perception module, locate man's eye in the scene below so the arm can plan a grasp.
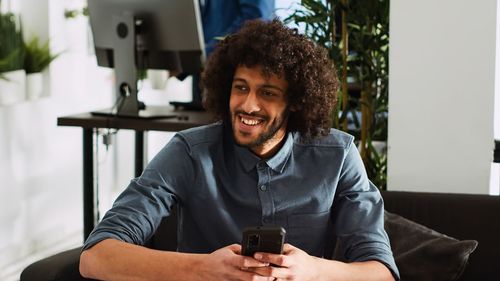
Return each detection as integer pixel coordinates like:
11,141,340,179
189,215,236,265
262,90,276,97
234,85,248,91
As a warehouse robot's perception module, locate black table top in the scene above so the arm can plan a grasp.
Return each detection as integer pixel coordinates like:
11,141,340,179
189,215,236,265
57,106,214,132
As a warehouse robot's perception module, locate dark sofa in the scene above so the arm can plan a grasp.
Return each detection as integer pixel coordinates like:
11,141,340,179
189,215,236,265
21,191,500,281
382,191,500,281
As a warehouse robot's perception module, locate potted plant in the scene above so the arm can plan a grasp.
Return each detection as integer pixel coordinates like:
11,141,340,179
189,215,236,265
285,0,390,189
64,6,89,19
0,12,26,105
24,36,59,99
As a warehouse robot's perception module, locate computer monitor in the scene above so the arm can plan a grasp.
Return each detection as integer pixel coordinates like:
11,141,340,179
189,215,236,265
88,0,205,117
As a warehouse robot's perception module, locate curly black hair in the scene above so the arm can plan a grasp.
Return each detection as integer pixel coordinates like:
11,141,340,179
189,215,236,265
201,19,338,138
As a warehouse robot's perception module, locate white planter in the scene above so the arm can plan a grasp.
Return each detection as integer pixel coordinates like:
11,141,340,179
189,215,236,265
26,72,44,100
147,69,169,90
0,70,26,106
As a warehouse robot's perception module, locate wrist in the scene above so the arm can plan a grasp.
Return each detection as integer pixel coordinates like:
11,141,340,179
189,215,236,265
311,257,346,281
157,251,207,281
311,256,330,281
176,253,208,281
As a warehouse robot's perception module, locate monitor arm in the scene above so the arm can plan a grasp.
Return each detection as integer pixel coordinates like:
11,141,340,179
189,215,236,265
112,13,140,116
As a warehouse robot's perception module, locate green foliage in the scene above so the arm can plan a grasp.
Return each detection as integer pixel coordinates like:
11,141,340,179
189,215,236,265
64,7,89,19
285,0,390,189
366,141,388,189
0,12,25,73
24,36,59,73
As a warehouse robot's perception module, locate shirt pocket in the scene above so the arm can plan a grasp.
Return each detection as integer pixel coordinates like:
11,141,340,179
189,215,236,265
286,210,331,257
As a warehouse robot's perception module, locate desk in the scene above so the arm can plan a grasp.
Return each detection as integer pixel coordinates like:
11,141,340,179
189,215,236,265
57,107,212,240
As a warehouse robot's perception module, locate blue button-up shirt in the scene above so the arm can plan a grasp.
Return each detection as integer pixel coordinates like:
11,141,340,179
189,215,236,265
84,123,399,279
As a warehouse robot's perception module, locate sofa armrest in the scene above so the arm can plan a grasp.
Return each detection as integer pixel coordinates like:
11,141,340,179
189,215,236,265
20,247,95,281
21,206,178,281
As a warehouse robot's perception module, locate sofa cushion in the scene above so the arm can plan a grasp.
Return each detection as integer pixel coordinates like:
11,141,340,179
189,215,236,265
385,211,478,281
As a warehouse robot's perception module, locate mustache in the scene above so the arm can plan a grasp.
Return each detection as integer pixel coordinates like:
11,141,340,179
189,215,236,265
233,110,269,121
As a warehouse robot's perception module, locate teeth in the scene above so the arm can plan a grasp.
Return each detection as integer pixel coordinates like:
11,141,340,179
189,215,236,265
241,117,262,126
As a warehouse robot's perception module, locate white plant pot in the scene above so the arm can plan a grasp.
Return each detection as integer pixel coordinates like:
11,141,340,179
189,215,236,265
26,72,44,100
0,70,26,106
147,69,169,90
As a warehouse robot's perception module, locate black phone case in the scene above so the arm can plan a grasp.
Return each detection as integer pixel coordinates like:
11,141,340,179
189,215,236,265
241,226,286,257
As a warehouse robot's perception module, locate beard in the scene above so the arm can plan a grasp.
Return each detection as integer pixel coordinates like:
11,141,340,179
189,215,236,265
231,109,288,149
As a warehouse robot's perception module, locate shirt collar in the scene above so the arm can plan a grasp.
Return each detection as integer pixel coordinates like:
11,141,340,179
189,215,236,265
227,126,293,173
265,132,293,173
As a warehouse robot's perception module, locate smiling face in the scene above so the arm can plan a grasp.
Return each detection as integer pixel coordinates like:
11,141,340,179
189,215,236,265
229,65,289,158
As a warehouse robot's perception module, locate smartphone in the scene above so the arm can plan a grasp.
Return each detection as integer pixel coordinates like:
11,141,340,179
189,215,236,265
241,226,286,257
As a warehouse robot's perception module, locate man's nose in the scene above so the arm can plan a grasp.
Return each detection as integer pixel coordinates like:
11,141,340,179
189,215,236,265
241,91,261,113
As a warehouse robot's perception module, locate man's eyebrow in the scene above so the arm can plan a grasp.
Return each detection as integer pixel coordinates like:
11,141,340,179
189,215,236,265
232,77,286,93
232,77,247,83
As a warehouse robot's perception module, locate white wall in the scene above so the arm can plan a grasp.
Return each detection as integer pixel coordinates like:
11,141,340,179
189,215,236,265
388,0,497,194
0,0,114,279
492,0,500,195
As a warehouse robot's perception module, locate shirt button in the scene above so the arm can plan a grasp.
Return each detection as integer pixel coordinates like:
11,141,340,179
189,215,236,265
259,185,267,191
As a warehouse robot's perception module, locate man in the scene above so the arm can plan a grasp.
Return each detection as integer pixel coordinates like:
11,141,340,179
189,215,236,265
80,19,399,281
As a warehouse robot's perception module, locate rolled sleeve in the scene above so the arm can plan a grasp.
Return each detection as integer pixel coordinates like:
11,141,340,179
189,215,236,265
331,142,400,280
83,135,194,251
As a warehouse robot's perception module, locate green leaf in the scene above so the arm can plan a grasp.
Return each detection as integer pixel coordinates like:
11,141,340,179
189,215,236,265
23,36,60,73
0,12,25,72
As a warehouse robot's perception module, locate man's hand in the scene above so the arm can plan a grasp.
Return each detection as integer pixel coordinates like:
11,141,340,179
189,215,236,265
247,243,320,281
198,244,276,281
248,243,395,281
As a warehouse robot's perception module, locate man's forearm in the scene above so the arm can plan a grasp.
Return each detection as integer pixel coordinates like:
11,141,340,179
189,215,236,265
80,239,204,281
314,258,395,281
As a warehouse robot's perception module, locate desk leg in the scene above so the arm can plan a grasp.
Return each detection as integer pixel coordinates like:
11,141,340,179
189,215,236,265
135,131,145,177
83,128,94,241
